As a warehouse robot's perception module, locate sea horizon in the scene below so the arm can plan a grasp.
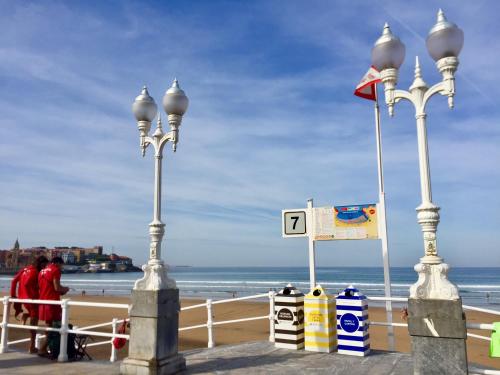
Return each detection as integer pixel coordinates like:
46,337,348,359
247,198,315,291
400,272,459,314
2,266,499,308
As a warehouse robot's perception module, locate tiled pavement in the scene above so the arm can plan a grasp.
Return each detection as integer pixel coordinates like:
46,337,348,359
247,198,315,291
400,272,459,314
0,341,414,374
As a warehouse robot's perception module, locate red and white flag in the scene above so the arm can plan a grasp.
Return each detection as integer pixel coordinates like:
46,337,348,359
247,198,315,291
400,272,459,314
354,66,381,101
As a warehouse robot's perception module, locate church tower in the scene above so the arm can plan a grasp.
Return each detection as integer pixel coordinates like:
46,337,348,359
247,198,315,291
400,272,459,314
7,238,20,269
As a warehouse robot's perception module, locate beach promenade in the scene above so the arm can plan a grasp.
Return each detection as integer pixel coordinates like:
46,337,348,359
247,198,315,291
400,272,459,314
1,341,414,374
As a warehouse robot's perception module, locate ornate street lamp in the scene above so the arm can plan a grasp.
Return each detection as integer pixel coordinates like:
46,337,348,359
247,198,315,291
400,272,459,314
122,79,189,375
131,79,188,290
372,9,463,300
371,10,467,374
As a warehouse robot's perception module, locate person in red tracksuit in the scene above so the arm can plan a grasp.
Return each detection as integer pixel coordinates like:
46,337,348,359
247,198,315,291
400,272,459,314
10,255,49,353
37,256,69,356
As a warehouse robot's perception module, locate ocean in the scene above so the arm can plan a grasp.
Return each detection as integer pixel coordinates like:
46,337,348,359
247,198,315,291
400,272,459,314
1,267,499,308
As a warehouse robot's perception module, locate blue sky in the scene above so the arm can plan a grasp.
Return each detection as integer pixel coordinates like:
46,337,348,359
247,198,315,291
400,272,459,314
0,1,499,267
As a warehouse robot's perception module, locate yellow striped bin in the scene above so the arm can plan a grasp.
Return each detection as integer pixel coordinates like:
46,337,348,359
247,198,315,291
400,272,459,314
304,285,337,353
274,284,305,350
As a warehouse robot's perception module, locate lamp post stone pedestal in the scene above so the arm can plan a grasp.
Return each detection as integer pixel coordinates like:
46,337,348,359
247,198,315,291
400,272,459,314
372,10,467,375
121,80,189,375
407,299,467,375
121,288,185,375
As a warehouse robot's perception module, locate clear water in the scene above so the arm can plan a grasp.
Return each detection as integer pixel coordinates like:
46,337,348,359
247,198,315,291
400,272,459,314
2,267,499,308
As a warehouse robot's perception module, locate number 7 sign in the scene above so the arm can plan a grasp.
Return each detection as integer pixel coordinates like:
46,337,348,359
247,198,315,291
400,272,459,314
282,200,315,290
282,210,307,237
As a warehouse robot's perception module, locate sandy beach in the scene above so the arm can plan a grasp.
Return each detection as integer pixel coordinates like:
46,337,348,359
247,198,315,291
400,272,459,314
1,294,498,369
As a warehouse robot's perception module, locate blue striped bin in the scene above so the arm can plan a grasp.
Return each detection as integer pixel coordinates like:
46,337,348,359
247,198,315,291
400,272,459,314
336,285,370,356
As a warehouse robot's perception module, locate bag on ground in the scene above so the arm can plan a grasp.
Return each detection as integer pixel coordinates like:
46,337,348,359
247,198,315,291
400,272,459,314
48,322,76,360
112,319,128,350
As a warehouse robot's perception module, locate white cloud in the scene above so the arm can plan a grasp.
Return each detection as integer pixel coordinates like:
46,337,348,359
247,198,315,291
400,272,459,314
0,1,499,268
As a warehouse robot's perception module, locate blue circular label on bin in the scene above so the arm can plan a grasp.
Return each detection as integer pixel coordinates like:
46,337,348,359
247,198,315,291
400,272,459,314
340,313,359,333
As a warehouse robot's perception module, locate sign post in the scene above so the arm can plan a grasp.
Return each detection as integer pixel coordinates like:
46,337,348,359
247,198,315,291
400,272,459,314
374,95,395,351
307,199,316,291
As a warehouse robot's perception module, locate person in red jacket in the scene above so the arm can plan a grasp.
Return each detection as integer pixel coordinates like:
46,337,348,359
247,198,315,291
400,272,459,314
10,255,49,353
37,256,69,356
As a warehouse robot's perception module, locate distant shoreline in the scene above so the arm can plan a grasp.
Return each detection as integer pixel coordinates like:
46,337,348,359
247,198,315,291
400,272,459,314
105,266,500,270
2,266,499,307
0,269,143,276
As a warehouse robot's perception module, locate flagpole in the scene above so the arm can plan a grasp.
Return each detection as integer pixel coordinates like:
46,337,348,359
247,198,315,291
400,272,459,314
374,84,395,351
307,198,316,291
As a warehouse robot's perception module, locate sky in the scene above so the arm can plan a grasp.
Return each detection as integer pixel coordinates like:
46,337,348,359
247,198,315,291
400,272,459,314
0,1,499,268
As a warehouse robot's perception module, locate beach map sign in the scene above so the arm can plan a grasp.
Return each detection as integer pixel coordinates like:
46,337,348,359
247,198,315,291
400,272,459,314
282,200,382,298
282,203,379,241
314,204,379,241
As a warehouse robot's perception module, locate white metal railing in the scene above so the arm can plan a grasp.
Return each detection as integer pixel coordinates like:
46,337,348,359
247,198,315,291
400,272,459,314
366,296,497,339
370,321,408,328
179,291,275,348
2,292,500,371
178,293,500,350
469,368,500,375
0,296,129,362
6,318,127,360
464,304,500,316
465,321,494,342
366,296,500,375
367,296,409,302
367,320,492,342
467,323,495,330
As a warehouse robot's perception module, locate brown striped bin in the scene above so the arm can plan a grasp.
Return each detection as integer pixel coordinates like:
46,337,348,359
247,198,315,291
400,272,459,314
274,283,305,350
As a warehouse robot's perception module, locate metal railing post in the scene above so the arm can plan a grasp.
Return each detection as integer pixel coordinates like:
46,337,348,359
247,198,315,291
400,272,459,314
206,299,214,348
110,318,118,362
0,296,10,353
35,333,41,350
268,290,275,342
58,299,69,362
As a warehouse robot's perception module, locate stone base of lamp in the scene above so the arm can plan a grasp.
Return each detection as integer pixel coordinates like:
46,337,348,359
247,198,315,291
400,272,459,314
120,289,185,375
134,260,177,290
408,298,468,375
410,261,459,300
121,355,186,375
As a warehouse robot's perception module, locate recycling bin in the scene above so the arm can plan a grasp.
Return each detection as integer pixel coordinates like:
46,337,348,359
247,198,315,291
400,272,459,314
490,322,500,357
274,283,305,350
336,285,370,356
304,285,337,352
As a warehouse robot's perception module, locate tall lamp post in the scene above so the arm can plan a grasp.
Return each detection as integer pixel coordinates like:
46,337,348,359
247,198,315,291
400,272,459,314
121,79,188,375
372,10,468,374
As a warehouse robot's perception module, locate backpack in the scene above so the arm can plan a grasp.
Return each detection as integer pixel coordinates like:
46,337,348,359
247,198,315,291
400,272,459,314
47,322,77,360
